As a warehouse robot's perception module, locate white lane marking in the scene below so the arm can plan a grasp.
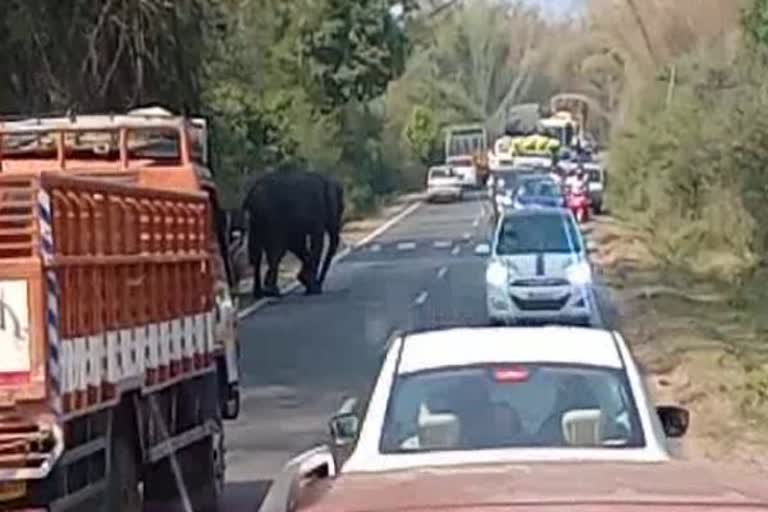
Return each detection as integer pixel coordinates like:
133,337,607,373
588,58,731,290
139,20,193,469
437,266,448,279
397,241,416,251
370,244,381,252
472,218,480,227
413,291,429,306
354,201,423,248
451,245,461,256
462,232,471,240
433,240,452,249
238,200,424,319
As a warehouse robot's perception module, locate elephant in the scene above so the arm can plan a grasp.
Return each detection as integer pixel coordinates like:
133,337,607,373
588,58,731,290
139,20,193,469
242,165,344,299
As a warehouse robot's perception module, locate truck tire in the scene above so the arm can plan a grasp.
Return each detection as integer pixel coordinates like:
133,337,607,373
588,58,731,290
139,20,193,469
187,433,224,512
104,432,142,512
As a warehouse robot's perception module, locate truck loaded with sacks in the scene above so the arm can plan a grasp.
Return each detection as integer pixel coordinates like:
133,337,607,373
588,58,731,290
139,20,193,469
0,107,240,511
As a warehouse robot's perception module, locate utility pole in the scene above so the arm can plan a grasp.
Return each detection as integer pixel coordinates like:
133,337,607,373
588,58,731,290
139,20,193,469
666,64,677,108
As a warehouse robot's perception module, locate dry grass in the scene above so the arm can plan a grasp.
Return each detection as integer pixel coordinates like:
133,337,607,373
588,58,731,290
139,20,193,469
590,216,768,469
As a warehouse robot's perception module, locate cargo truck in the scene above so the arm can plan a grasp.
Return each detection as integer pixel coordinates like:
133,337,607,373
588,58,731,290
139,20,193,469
0,108,240,511
444,124,489,187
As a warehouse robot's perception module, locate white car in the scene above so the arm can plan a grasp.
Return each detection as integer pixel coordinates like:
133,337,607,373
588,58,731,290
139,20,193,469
445,155,478,188
262,330,768,512
479,207,594,325
325,326,688,474
585,162,605,214
426,166,463,202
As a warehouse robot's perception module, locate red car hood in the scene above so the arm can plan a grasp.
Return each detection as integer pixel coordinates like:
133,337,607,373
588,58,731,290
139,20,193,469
298,461,768,512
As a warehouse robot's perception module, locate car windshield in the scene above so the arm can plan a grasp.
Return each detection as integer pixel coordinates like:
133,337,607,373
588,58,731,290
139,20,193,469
519,179,561,198
496,212,583,254
449,158,473,167
588,169,602,182
379,363,645,453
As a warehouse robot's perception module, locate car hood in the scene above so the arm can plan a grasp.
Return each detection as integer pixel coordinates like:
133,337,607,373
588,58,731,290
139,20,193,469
298,461,768,512
496,253,581,280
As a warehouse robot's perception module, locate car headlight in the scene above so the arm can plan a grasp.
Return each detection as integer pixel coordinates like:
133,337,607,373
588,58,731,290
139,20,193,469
486,260,508,287
566,261,592,284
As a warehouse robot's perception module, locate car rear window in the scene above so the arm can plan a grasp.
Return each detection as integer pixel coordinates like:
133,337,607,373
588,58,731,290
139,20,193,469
379,363,645,453
430,168,451,178
518,179,561,198
496,212,582,254
449,158,473,167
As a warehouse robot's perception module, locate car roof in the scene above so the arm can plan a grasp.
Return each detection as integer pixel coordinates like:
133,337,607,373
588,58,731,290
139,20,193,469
397,327,624,374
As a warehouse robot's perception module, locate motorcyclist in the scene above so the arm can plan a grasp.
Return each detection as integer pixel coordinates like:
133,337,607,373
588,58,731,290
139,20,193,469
565,165,588,195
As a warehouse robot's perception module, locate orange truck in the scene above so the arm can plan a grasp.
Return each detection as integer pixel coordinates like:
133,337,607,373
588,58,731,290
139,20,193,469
0,108,240,511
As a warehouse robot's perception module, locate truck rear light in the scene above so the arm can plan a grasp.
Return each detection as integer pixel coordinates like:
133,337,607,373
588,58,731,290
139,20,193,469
0,372,30,386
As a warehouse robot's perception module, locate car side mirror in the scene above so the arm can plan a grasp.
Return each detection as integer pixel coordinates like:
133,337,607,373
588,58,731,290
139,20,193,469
329,412,360,446
657,405,689,438
474,243,491,256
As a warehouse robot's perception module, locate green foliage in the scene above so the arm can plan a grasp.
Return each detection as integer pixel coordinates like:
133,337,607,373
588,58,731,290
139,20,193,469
201,0,412,207
743,0,768,48
403,105,440,165
298,0,409,111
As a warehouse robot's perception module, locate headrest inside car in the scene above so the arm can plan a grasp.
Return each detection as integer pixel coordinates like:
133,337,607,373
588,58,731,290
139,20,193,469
562,408,602,447
417,403,461,450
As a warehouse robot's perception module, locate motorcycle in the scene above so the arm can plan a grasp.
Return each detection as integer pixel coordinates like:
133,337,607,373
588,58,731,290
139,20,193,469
566,186,591,223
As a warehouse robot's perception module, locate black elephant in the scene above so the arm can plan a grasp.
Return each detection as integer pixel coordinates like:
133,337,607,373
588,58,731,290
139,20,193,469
242,165,344,299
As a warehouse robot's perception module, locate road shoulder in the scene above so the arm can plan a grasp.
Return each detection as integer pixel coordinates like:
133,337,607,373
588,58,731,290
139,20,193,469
589,215,768,469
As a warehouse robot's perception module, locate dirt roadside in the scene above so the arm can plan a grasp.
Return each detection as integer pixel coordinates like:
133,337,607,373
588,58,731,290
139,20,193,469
589,215,768,469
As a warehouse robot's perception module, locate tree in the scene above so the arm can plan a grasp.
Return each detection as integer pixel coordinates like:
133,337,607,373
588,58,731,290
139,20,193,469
392,1,554,136
0,0,212,113
744,0,768,49
297,0,410,111
403,105,440,165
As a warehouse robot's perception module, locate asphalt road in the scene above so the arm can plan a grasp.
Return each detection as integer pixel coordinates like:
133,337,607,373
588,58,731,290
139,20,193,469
220,192,618,512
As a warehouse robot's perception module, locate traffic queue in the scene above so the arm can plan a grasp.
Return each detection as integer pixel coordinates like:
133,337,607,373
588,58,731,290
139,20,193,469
252,117,767,512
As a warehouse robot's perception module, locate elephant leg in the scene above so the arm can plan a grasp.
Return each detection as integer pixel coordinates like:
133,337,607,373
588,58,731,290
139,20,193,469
318,228,340,288
305,229,325,295
263,242,285,297
248,233,265,300
289,236,313,290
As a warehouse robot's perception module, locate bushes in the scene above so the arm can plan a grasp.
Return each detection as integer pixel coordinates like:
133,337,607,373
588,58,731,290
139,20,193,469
607,48,768,280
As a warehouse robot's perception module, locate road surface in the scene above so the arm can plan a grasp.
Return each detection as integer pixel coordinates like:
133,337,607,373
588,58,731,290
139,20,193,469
220,192,616,511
